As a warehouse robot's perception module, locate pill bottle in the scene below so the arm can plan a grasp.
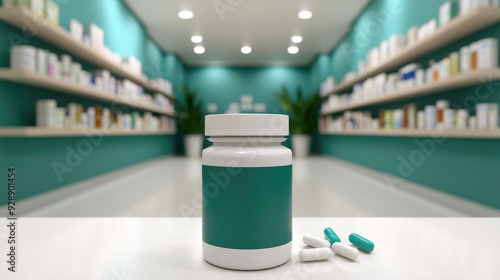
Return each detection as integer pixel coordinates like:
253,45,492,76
477,38,498,70
436,100,450,129
417,110,425,130
36,99,56,127
36,49,48,75
10,45,36,71
460,46,471,73
469,116,477,129
425,105,437,130
393,109,403,130
202,114,292,270
444,109,455,129
456,109,469,130
487,103,499,129
431,61,439,82
48,52,57,77
407,103,418,129
384,110,393,130
449,52,460,76
379,110,385,129
470,42,479,70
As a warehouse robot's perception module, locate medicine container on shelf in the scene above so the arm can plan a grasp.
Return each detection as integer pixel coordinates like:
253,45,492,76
35,99,176,132
8,45,175,113
320,37,499,114
319,99,499,133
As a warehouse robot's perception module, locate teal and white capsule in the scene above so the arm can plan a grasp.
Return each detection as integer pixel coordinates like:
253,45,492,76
323,227,340,245
349,233,374,253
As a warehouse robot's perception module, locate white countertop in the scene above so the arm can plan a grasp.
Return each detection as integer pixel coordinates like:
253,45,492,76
1,218,499,279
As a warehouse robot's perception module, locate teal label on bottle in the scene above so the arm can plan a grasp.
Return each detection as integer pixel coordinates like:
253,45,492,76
202,165,292,250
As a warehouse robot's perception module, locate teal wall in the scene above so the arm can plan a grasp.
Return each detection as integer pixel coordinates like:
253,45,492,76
186,66,314,149
187,66,312,115
0,0,185,204
315,0,500,209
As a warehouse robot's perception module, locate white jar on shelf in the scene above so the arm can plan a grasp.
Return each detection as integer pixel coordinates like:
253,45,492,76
11,45,36,72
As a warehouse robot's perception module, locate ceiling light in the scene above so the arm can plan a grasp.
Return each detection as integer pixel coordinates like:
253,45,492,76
288,46,299,54
178,10,194,19
241,46,252,54
298,10,312,19
194,46,205,54
291,36,303,43
191,35,203,43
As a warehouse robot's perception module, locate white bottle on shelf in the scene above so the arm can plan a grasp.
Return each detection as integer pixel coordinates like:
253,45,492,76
456,109,469,130
460,46,471,73
36,99,57,128
425,105,437,130
11,45,36,72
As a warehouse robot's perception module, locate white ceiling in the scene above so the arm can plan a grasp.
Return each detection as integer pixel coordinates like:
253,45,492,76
123,0,370,66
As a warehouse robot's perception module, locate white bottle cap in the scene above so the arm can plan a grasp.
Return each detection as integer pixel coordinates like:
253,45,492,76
205,114,289,136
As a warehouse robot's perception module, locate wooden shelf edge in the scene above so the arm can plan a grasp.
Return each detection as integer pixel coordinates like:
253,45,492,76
320,69,500,115
0,7,173,95
0,68,176,117
321,8,500,97
320,129,500,139
0,127,175,137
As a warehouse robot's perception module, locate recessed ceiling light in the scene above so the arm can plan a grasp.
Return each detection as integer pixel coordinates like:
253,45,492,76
291,36,303,43
288,46,299,54
298,10,312,19
178,10,194,19
241,46,252,54
191,35,203,43
194,46,205,54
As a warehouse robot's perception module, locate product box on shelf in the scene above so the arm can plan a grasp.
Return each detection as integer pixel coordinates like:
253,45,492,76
321,97,500,134
88,24,104,52
18,0,45,17
407,26,419,45
94,70,111,94
439,1,458,26
35,48,47,75
123,55,142,75
36,99,56,127
70,19,83,42
44,0,59,25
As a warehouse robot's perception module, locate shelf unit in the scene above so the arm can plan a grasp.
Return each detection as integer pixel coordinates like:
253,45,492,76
321,8,500,98
320,69,500,115
0,6,175,99
0,127,175,137
321,129,500,139
0,69,176,117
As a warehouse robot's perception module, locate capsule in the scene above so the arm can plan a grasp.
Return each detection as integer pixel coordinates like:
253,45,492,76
331,243,359,261
349,233,374,253
303,234,330,248
323,227,341,245
299,248,332,262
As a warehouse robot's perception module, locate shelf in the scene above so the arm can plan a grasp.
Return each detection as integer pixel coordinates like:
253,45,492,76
0,69,176,117
321,69,500,115
322,8,500,97
321,129,500,139
0,7,175,99
0,127,175,137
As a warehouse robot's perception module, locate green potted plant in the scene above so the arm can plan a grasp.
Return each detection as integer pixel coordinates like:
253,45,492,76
175,84,205,157
275,86,321,157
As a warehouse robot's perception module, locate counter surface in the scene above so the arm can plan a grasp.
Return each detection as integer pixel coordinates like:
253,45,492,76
0,218,498,279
